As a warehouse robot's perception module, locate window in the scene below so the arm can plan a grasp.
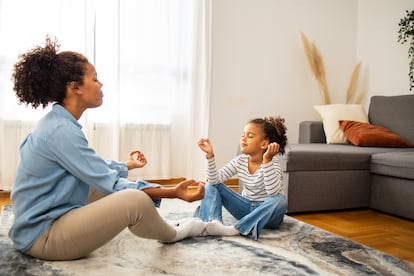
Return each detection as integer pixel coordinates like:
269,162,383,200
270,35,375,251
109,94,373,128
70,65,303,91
0,0,209,190
0,0,87,121
0,0,197,125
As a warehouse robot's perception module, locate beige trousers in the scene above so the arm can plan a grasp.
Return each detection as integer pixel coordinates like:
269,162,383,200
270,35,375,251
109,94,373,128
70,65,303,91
27,189,176,260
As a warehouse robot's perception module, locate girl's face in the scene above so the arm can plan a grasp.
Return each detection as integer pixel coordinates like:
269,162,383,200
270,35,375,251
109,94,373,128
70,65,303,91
240,123,269,155
78,63,104,109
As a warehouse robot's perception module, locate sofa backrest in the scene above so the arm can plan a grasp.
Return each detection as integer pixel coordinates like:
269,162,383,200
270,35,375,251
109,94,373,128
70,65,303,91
368,94,414,146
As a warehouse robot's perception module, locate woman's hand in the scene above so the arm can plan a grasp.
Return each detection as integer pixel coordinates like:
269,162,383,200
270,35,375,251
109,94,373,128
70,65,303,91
125,150,147,170
174,180,205,202
263,142,280,164
198,138,214,159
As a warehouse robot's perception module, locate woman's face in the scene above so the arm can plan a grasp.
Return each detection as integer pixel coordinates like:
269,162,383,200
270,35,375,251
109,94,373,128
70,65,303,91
78,63,103,109
239,123,268,155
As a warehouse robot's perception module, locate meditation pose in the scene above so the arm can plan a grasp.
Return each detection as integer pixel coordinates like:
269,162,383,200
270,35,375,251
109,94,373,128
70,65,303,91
196,116,288,240
9,37,206,261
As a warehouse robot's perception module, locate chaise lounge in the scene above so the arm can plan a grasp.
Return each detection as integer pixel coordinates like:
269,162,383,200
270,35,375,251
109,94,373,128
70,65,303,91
281,94,414,220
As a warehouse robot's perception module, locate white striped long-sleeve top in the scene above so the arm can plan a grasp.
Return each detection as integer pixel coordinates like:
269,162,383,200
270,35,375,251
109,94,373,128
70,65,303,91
206,154,284,201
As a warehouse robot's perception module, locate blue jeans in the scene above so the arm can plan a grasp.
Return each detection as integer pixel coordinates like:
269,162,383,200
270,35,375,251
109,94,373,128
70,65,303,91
195,183,287,240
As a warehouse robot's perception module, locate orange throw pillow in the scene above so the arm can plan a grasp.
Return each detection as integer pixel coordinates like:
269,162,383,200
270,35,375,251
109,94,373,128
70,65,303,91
339,120,412,147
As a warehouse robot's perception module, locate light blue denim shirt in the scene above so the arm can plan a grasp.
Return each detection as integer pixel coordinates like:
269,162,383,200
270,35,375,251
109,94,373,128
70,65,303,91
9,104,160,252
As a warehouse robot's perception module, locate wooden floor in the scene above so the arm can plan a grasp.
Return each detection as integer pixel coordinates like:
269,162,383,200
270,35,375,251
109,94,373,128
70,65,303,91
290,209,414,264
1,190,413,264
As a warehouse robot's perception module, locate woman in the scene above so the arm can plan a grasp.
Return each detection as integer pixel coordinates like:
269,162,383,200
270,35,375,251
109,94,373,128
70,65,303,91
9,37,206,261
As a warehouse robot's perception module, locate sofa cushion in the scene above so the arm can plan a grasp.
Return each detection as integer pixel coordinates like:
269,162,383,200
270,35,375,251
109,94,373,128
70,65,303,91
368,94,414,146
339,120,412,147
314,104,368,144
370,152,414,180
282,144,414,171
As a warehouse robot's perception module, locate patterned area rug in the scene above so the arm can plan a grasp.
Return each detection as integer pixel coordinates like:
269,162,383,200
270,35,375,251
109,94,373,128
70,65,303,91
1,200,414,276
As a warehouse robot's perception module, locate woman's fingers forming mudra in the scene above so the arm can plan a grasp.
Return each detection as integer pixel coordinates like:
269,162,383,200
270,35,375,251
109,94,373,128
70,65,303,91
127,150,147,168
175,180,205,202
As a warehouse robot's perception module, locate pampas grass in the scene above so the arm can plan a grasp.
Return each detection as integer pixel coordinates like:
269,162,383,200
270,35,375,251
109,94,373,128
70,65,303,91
300,32,365,104
346,62,361,103
353,91,365,104
300,32,331,104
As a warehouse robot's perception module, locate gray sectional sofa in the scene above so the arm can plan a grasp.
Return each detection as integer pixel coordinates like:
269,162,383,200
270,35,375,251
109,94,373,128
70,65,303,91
281,94,414,220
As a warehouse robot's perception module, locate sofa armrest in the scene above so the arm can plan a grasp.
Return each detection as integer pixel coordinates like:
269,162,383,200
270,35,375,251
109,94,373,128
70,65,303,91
298,121,326,144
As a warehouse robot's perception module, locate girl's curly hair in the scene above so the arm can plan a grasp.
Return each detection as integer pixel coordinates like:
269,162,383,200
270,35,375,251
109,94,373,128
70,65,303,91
249,116,288,155
12,36,89,108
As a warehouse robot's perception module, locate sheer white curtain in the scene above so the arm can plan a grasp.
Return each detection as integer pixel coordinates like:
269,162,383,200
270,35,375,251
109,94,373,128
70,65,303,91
0,0,90,191
0,0,211,191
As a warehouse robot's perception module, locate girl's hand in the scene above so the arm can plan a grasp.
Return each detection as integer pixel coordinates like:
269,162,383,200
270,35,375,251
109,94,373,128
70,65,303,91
125,150,147,170
198,138,214,158
174,180,205,202
263,142,280,163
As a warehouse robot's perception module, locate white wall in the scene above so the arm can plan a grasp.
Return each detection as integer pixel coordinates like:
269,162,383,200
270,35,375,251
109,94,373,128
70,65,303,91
208,0,413,168
357,0,414,100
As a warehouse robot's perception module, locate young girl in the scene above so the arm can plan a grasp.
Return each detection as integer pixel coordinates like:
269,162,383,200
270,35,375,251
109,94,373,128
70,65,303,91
196,116,288,240
9,37,206,261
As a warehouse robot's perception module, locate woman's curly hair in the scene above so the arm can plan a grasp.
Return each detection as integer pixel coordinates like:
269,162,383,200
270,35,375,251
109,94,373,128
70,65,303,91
249,116,288,155
12,36,89,108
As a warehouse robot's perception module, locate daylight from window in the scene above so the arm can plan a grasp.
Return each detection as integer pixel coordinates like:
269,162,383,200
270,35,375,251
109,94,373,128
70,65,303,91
0,0,196,125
